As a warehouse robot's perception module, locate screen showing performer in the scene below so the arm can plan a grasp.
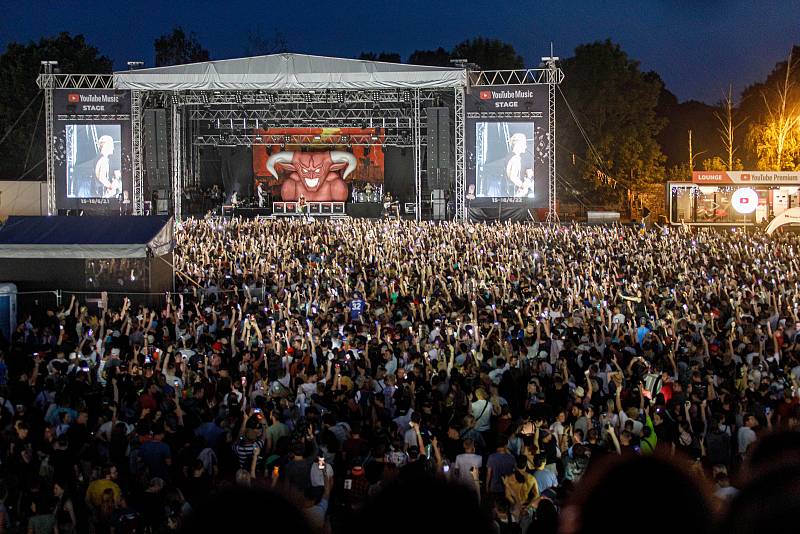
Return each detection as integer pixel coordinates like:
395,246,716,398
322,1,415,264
475,122,535,198
65,124,123,199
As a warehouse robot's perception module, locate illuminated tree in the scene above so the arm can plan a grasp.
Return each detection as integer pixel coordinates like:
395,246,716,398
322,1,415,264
747,50,800,170
714,85,746,170
701,156,742,171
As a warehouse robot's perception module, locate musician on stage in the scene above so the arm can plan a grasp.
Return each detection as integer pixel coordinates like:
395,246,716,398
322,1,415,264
505,133,535,198
297,194,312,221
93,135,122,198
383,192,399,219
256,182,267,208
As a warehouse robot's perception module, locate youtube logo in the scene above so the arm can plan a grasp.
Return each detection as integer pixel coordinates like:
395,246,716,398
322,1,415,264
68,94,80,103
479,90,492,100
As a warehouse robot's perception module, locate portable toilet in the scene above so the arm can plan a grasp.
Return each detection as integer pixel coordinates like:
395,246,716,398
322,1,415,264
0,283,17,342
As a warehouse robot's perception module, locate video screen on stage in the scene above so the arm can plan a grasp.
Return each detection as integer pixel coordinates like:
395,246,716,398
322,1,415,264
65,124,123,199
53,89,131,213
252,128,384,203
474,121,536,198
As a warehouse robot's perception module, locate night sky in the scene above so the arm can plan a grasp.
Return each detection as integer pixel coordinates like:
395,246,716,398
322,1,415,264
3,0,798,104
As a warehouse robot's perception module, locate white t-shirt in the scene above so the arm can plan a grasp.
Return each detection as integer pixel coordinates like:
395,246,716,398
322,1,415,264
737,426,757,455
403,428,419,449
715,486,738,500
471,399,492,432
97,420,135,441
309,463,334,487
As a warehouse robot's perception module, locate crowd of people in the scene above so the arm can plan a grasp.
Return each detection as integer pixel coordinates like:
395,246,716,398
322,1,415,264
1,217,800,533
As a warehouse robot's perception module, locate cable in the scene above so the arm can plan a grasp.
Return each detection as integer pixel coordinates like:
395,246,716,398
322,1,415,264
13,159,44,181
23,98,44,171
557,86,638,191
0,91,42,147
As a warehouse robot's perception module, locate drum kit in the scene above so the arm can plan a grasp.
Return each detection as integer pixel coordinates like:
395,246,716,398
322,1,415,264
353,182,382,203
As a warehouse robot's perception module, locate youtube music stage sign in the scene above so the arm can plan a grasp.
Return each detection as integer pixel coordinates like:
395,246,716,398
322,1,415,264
54,89,132,213
472,87,545,112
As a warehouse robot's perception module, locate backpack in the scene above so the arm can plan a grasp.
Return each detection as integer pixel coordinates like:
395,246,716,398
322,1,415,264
706,428,731,466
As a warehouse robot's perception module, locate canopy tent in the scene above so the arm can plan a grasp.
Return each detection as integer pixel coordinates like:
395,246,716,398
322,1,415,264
0,216,173,259
113,53,467,91
766,207,800,235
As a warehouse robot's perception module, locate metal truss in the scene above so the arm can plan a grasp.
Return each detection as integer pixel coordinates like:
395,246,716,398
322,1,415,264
412,90,423,222
131,91,144,215
466,111,543,120
55,114,130,121
454,86,466,222
193,133,413,147
545,63,560,224
36,73,115,90
468,67,563,222
469,68,564,86
41,65,57,214
171,103,182,223
175,89,430,106
189,106,413,129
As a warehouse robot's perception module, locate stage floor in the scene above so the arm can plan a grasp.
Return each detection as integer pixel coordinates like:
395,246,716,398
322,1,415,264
221,202,385,219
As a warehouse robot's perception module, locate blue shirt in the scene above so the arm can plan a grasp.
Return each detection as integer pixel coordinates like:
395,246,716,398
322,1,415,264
636,325,651,346
487,451,516,493
350,299,366,321
534,468,559,493
140,440,171,478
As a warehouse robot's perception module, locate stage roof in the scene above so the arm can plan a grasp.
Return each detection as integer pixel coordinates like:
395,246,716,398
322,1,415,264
0,216,173,259
113,53,467,91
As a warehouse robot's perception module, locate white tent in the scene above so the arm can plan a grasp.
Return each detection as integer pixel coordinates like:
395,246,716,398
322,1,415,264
766,207,800,235
113,53,466,91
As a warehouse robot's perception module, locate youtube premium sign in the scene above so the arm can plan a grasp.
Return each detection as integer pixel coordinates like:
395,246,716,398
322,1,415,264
692,170,800,185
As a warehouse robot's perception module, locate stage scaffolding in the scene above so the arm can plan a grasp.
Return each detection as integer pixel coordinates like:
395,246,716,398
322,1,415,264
468,63,564,223
38,54,563,222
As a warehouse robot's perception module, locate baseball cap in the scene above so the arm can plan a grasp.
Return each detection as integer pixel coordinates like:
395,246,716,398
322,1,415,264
575,386,585,398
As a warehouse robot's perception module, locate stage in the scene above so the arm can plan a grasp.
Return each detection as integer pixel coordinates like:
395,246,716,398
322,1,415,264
220,202,386,219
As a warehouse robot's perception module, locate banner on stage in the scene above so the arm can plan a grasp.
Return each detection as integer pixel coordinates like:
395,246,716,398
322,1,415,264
252,127,385,203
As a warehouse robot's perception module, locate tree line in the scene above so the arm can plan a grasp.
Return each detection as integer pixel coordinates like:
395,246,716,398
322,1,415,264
1,28,798,205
